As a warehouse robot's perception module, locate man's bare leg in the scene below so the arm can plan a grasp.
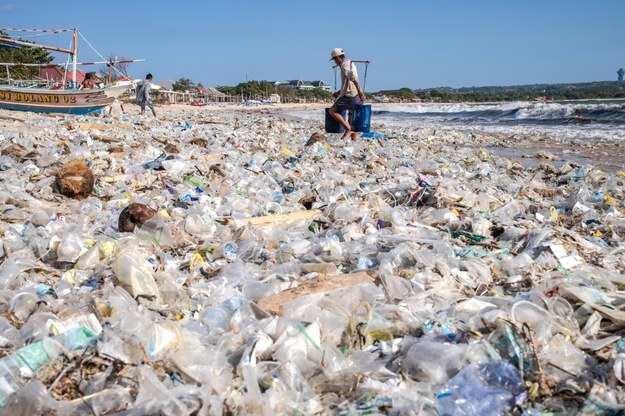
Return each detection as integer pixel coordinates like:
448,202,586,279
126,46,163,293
329,106,352,138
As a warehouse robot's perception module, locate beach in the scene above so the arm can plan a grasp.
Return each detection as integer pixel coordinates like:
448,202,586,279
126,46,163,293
1,101,625,414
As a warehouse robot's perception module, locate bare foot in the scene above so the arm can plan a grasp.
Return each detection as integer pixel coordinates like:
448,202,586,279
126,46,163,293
351,132,358,141
341,129,353,139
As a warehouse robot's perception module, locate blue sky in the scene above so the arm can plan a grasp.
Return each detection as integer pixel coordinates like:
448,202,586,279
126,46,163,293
2,0,624,91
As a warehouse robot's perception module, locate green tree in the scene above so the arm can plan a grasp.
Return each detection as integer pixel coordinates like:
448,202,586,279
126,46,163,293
172,78,196,92
217,81,264,99
396,87,415,100
618,68,624,82
0,30,54,80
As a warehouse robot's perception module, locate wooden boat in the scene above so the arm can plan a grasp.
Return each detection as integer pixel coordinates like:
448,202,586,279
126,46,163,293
0,28,141,114
0,85,115,114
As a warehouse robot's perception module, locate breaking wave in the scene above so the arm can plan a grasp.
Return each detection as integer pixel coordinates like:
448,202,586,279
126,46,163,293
375,102,625,126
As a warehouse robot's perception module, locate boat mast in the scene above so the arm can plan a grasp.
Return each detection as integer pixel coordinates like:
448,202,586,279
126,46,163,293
72,29,77,88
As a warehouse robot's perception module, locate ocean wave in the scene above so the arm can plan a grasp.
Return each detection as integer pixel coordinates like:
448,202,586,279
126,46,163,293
280,101,625,141
375,102,625,125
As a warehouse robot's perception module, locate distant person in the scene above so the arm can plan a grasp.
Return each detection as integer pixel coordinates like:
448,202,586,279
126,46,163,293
328,48,366,140
81,72,97,89
136,73,157,117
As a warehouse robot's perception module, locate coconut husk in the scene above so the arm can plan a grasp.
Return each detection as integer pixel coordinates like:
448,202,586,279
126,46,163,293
305,132,325,147
55,159,94,200
118,203,157,232
164,143,179,154
109,144,125,153
1,143,29,162
190,137,208,147
209,164,226,177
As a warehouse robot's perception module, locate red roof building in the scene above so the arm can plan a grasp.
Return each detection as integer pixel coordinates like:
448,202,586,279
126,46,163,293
40,66,87,84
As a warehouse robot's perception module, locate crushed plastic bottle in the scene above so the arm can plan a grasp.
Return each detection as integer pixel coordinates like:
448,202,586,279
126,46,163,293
436,360,526,416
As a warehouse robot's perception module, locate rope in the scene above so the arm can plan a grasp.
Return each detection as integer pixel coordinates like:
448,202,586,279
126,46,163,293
78,32,124,78
332,59,371,93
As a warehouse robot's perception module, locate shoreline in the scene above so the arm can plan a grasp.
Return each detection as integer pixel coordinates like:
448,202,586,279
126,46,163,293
2,101,625,175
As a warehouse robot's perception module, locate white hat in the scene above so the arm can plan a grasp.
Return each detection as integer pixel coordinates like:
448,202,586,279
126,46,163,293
330,48,345,60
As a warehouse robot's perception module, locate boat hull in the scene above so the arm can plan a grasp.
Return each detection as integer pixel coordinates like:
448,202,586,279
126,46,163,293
0,86,115,114
102,82,132,99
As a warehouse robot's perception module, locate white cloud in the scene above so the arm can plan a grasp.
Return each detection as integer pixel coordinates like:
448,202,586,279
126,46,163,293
0,3,15,12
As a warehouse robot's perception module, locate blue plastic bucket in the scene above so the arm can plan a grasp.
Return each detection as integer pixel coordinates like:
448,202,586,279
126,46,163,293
352,104,371,133
325,108,346,133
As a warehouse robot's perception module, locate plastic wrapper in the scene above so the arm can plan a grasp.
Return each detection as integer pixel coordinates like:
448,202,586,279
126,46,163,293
436,359,526,416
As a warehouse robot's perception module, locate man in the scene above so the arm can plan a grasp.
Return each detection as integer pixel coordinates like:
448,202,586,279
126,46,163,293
328,48,366,140
136,73,157,117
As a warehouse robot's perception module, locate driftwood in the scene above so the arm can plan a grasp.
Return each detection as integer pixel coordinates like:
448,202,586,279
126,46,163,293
257,272,375,315
67,122,132,131
220,209,321,226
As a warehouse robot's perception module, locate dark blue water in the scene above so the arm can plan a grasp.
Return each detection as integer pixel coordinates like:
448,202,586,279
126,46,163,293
373,101,625,127
285,100,625,143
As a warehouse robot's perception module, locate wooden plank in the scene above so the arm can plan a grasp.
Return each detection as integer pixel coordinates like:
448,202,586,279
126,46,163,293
256,272,375,315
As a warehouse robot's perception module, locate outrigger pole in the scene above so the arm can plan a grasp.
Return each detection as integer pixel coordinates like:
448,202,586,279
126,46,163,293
0,59,145,67
0,28,78,87
0,28,145,87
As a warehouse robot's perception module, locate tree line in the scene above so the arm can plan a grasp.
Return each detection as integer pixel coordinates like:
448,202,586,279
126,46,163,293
0,30,54,80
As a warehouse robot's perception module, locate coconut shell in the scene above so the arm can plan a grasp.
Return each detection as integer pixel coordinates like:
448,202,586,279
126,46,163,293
298,195,317,210
55,159,94,200
118,203,157,232
305,132,325,147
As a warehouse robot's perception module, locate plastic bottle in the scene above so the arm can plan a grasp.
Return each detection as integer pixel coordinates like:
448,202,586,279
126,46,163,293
357,256,376,270
112,244,161,299
436,359,525,416
223,242,238,261
55,232,84,263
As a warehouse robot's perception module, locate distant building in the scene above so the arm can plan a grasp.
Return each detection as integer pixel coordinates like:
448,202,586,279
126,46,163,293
268,93,281,103
273,80,331,93
195,86,227,102
40,66,87,84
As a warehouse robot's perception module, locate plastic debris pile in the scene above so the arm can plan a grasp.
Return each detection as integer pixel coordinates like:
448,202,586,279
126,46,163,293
0,107,625,415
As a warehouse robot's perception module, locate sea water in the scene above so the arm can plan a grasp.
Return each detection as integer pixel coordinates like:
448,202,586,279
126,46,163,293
285,100,625,170
287,100,625,141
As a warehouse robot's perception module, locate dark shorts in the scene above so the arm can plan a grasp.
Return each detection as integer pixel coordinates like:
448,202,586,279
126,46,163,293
332,95,362,112
140,100,154,111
